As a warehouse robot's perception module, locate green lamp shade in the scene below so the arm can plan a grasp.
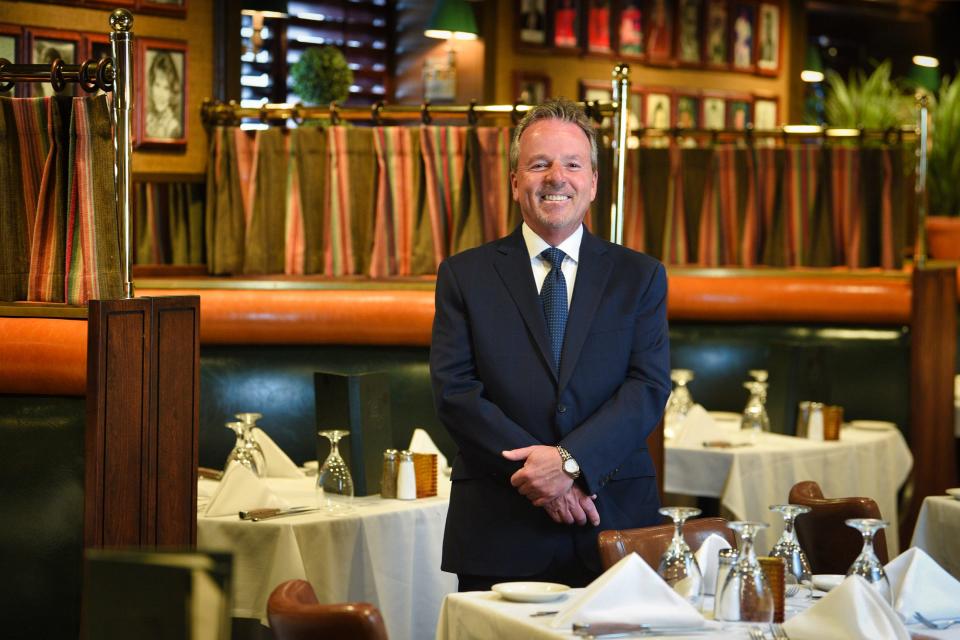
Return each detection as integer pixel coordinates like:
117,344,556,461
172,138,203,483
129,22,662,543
425,0,478,40
801,45,824,83
909,64,941,94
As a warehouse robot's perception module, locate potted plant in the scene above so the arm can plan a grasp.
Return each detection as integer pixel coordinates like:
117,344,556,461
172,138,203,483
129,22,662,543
927,74,960,259
824,60,913,131
290,45,353,105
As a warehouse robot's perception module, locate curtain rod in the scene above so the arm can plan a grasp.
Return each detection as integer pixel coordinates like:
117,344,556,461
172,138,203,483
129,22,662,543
0,60,115,94
633,124,916,142
201,98,619,127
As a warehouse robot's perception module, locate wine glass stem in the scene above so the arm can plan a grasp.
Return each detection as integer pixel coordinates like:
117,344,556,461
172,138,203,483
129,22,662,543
673,518,684,542
784,516,797,543
861,531,875,556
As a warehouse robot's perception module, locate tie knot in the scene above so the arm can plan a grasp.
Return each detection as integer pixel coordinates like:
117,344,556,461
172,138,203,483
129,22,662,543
540,247,566,270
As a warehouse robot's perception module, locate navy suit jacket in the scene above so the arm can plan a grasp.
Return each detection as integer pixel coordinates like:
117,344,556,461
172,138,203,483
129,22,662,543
430,225,671,577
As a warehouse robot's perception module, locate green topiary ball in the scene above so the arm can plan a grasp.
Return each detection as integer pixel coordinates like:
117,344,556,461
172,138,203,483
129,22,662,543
290,46,354,105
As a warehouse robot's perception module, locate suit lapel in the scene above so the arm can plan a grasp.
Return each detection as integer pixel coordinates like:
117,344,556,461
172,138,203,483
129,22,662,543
493,227,557,381
559,229,612,391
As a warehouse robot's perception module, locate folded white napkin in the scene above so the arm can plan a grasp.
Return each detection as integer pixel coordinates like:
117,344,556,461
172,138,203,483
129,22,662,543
782,575,909,640
252,427,304,478
550,553,705,629
695,533,732,596
886,547,960,621
204,463,289,517
409,427,450,472
671,405,718,447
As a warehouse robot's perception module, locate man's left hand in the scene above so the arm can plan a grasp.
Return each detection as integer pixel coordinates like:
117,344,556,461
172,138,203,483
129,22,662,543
502,445,573,505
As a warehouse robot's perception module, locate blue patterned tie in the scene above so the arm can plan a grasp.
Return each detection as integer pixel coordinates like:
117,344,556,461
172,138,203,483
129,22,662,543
540,247,568,369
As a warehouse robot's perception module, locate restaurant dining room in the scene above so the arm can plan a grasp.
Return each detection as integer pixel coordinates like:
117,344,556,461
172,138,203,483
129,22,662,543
3,0,960,638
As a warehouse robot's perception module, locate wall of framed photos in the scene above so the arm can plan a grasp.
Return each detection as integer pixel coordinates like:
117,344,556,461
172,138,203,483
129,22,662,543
1,0,213,175
485,0,802,126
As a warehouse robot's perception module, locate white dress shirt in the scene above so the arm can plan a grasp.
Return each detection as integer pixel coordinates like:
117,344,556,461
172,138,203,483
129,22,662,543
521,222,582,309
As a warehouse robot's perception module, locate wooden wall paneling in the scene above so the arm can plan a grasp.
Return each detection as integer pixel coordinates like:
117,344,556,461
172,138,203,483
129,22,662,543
906,266,958,542
151,295,200,546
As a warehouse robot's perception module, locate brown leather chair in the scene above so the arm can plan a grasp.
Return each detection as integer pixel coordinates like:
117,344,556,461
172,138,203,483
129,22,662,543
788,480,889,575
267,580,389,640
597,516,736,570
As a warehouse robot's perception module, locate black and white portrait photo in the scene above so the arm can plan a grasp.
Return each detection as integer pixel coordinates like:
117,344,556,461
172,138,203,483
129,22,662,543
138,39,188,147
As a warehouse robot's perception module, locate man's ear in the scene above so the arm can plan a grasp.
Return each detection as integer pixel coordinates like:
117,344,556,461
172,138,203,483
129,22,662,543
510,171,519,201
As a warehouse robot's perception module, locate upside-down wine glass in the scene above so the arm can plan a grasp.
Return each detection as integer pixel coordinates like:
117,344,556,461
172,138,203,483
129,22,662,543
740,381,770,444
224,420,266,478
657,506,704,610
769,504,813,597
664,369,695,439
316,429,354,514
717,521,774,623
845,518,892,604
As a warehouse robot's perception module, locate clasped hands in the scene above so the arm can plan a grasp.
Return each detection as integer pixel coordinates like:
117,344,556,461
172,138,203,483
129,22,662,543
502,445,600,527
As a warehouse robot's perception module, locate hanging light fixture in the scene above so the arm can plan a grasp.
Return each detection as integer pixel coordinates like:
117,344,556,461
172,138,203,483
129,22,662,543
424,0,479,41
801,45,824,83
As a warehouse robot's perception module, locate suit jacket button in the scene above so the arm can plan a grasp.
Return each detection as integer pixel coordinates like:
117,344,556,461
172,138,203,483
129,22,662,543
557,404,567,414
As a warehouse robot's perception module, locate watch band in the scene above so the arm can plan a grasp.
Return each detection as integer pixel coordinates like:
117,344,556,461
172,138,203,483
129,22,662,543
556,445,581,479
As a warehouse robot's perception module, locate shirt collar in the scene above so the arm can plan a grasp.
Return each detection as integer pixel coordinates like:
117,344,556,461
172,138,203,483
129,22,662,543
521,222,583,264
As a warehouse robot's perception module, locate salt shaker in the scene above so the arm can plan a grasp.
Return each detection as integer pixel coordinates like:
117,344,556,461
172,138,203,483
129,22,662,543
396,450,417,500
713,547,739,618
380,449,398,499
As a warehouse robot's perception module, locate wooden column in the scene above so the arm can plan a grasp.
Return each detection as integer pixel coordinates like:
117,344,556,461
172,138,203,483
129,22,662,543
84,296,200,548
906,267,958,542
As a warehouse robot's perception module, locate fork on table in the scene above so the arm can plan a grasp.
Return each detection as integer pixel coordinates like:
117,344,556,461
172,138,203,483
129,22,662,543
769,623,789,639
748,627,765,640
914,611,960,630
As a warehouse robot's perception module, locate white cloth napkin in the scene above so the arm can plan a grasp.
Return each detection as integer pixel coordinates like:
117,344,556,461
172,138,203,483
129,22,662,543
252,427,304,478
782,575,909,640
409,427,450,473
549,553,705,629
204,463,289,517
886,547,960,620
671,405,718,447
694,533,732,596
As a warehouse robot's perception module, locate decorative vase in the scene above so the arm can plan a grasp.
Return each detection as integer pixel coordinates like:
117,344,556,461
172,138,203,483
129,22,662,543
926,216,960,260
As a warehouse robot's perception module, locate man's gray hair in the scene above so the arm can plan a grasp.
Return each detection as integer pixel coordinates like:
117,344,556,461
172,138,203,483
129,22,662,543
509,98,599,172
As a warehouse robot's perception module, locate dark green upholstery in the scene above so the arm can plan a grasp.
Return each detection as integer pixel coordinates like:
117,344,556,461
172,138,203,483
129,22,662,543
0,396,85,638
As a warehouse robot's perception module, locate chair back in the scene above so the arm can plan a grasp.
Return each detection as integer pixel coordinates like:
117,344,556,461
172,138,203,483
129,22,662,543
597,516,735,570
267,580,388,640
788,480,889,574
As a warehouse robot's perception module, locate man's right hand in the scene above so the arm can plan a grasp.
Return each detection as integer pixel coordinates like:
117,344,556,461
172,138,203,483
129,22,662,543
544,484,600,527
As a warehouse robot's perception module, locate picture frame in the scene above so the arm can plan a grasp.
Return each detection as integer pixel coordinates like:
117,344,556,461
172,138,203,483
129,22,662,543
518,0,548,46
553,0,582,50
137,0,187,18
702,93,727,130
136,38,188,149
675,92,701,129
704,0,729,69
644,88,673,129
0,25,22,97
727,95,753,130
756,1,781,75
627,88,643,131
26,28,82,97
676,0,703,67
730,1,756,72
753,95,779,130
586,0,614,55
645,0,675,65
579,80,613,127
617,0,645,60
514,71,551,105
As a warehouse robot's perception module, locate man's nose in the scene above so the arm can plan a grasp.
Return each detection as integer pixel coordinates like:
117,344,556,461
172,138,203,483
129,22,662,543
544,165,565,184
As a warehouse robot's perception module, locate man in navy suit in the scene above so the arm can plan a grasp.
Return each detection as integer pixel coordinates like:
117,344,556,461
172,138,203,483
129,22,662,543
430,99,670,591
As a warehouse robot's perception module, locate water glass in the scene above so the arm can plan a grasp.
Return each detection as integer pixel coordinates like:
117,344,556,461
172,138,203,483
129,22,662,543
845,518,892,603
657,506,704,609
717,521,774,623
769,504,813,591
664,369,695,439
316,429,354,514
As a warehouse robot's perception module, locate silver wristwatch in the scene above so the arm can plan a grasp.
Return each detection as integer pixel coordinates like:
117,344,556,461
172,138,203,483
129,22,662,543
556,445,581,479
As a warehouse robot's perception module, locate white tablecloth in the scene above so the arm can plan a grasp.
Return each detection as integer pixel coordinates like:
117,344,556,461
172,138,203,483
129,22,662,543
665,425,913,553
911,495,960,580
197,477,457,640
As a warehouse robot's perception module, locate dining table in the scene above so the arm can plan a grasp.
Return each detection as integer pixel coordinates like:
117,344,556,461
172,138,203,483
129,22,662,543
197,476,457,640
665,418,913,553
911,494,960,581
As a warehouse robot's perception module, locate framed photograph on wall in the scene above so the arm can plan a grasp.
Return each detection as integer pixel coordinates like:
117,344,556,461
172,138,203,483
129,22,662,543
587,0,614,54
704,0,729,69
753,95,779,129
756,1,781,75
645,0,674,65
137,38,187,148
519,0,548,46
138,0,187,18
0,25,22,97
676,0,703,66
645,88,672,129
26,28,82,97
579,80,613,127
618,0,645,59
675,92,701,129
702,95,727,130
727,95,753,130
730,1,756,72
553,0,582,50
514,71,551,105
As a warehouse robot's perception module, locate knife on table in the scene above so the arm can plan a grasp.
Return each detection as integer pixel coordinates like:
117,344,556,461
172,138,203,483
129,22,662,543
239,506,317,521
572,622,712,637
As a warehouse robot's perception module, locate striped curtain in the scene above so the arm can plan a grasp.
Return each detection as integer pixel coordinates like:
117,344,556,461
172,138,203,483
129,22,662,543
135,181,205,265
325,126,377,276
828,147,863,267
370,126,422,277
289,127,327,275
473,127,514,243
205,127,246,275
420,125,468,265
0,95,121,304
661,145,690,265
244,128,288,274
621,147,645,251
697,145,739,266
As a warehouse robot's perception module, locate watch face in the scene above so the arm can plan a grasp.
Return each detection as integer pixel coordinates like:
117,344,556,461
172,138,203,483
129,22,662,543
564,458,580,474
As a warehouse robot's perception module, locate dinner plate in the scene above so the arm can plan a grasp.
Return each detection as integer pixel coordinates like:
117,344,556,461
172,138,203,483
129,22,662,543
946,487,960,500
848,420,896,431
491,581,570,603
812,574,845,592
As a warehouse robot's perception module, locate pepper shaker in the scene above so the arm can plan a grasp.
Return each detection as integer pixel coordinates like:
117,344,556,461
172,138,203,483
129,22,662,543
396,450,417,500
380,449,398,499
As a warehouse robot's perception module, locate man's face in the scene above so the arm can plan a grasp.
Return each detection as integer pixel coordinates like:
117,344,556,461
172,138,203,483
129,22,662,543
511,118,598,245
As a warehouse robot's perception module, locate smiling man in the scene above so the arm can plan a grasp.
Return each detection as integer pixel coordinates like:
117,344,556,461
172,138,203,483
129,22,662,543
430,98,671,591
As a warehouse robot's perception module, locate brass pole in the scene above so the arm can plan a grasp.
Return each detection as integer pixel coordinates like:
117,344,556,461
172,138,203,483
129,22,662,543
110,9,135,298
